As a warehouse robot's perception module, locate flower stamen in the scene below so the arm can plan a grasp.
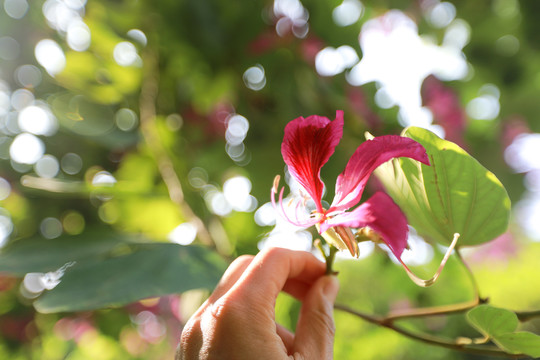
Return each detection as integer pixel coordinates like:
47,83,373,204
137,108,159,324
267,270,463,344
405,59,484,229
398,233,460,287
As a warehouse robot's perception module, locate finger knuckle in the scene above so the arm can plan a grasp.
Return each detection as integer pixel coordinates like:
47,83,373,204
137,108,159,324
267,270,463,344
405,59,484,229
178,318,202,359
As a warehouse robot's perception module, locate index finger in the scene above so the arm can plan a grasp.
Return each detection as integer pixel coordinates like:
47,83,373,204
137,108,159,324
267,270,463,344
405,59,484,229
226,247,326,303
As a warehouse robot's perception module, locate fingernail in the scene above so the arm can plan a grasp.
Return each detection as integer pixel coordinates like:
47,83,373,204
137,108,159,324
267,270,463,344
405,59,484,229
322,275,339,303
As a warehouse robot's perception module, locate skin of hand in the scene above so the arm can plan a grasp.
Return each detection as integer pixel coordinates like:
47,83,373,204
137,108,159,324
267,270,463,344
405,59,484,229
176,247,340,360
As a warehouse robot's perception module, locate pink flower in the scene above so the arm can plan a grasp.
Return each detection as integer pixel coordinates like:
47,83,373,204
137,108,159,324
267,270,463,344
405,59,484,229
273,110,430,260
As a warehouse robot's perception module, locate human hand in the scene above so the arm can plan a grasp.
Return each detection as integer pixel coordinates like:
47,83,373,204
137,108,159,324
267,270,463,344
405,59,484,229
177,247,339,360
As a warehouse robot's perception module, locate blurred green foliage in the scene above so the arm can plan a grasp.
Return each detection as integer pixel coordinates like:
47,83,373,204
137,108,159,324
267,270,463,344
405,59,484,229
1,0,540,358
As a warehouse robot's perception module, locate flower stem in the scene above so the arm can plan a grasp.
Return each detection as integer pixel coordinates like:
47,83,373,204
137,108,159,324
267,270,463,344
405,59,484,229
314,240,339,275
326,245,338,275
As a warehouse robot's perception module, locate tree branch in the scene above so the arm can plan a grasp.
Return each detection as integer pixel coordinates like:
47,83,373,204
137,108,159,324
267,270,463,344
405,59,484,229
334,303,525,358
139,49,215,249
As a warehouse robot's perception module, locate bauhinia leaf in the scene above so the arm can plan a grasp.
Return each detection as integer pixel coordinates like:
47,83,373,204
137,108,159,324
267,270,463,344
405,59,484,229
494,332,540,357
373,127,511,247
466,305,518,338
34,243,227,313
466,305,540,358
0,229,127,276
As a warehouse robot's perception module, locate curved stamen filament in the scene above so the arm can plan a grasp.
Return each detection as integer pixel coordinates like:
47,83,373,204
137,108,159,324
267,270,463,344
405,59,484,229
271,175,319,228
398,233,460,287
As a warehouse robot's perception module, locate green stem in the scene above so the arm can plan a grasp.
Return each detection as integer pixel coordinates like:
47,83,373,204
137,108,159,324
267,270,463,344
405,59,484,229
326,245,338,275
334,303,526,358
314,240,339,275
139,49,223,255
455,248,482,300
516,309,540,322
384,298,482,322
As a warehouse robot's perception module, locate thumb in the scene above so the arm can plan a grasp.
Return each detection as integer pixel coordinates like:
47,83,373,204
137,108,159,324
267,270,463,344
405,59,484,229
293,275,339,359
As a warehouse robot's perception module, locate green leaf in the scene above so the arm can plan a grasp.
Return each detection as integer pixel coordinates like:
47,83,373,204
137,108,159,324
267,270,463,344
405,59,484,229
34,243,227,313
466,305,518,338
466,305,540,357
0,229,127,276
374,127,511,246
494,332,540,357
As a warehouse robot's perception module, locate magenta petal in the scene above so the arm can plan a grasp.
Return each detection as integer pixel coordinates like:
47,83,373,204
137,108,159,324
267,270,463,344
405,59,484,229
330,135,430,212
322,192,409,259
281,111,344,213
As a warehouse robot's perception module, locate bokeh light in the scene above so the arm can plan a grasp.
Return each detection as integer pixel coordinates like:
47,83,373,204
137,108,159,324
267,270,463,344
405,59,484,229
35,39,66,76
92,171,117,186
35,154,60,178
14,64,43,88
504,131,540,240
0,82,11,117
443,19,471,51
515,195,540,241
61,152,83,175
273,0,309,38
204,186,232,217
335,240,375,261
492,0,519,18
243,65,266,91
504,133,540,173
0,209,13,248
425,2,456,28
127,29,147,46
315,45,358,77
225,114,249,146
10,88,34,111
18,103,58,136
40,217,63,239
168,222,197,246
113,41,140,67
62,210,85,235
66,19,91,51
254,202,276,227
347,10,468,130
0,177,11,200
132,310,166,344
332,0,364,27
258,228,313,251
466,95,500,121
466,84,500,121
188,167,208,189
223,176,257,212
165,113,183,131
495,35,520,56
115,108,139,131
4,112,21,135
3,0,29,19
98,202,120,224
400,229,435,266
43,0,86,32
225,114,250,165
9,133,45,164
